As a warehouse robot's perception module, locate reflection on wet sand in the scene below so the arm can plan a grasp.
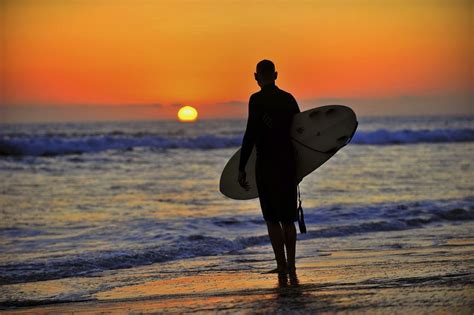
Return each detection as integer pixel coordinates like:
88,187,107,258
3,228,473,314
274,271,307,312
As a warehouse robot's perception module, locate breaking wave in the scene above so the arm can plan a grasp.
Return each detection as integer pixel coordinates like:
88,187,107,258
1,202,472,285
0,128,473,157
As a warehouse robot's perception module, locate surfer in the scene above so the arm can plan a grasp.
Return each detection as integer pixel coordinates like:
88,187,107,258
238,60,300,275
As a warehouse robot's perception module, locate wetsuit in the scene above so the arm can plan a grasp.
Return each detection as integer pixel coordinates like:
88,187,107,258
239,83,300,223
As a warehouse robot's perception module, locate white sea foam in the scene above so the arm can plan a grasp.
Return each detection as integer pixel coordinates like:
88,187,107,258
1,128,473,157
1,198,472,285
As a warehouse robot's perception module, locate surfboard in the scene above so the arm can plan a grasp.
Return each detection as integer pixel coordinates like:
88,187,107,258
219,105,358,200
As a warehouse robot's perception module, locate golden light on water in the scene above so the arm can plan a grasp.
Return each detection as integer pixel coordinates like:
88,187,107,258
177,106,198,122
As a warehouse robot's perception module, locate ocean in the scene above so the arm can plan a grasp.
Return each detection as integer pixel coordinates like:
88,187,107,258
0,115,473,306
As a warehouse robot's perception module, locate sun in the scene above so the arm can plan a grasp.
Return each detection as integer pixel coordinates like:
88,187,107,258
177,106,198,122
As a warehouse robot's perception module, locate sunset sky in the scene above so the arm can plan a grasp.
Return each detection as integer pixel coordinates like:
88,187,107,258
1,0,472,122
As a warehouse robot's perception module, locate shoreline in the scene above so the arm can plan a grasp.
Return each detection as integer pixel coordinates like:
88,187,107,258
2,231,473,314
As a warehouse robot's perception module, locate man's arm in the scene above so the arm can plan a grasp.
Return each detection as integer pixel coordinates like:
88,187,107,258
238,95,257,189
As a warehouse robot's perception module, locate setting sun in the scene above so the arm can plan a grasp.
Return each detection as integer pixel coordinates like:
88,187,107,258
177,106,198,122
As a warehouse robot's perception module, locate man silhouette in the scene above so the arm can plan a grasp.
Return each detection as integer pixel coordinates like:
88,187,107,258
238,59,300,275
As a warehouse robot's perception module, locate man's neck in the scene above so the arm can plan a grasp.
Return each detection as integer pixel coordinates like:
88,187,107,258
260,82,276,89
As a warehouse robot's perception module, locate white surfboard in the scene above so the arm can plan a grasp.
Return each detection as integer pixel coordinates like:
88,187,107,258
219,105,358,200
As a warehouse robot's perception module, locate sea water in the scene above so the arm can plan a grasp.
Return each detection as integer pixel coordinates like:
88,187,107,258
0,115,473,303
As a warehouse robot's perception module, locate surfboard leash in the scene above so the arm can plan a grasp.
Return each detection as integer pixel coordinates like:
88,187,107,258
297,185,307,234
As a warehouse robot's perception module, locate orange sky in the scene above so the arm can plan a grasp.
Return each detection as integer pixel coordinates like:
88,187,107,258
1,0,472,122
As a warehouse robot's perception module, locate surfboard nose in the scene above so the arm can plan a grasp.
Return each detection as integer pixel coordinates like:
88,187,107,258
325,108,336,115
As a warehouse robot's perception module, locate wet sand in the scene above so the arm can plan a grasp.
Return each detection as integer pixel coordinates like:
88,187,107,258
2,228,473,314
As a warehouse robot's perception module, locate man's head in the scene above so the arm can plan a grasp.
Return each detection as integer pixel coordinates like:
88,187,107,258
254,59,278,87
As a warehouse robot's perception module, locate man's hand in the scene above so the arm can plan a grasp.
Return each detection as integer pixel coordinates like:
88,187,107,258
238,170,250,191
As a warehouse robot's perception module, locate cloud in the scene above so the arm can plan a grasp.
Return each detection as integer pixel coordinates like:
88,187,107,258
299,93,473,116
0,103,167,123
78,103,164,109
134,103,163,108
219,100,247,107
1,93,471,123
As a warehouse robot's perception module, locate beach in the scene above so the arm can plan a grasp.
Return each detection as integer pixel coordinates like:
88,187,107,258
1,116,473,313
3,225,473,314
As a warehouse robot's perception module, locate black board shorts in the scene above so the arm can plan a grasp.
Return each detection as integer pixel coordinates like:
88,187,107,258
255,152,298,223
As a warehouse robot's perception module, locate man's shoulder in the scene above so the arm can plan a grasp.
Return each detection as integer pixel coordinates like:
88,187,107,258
276,87,295,100
250,91,260,99
250,87,294,97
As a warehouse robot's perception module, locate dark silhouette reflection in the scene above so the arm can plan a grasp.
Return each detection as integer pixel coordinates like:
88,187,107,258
238,60,301,274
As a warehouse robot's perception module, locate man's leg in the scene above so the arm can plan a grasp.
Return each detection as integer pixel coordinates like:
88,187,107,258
281,221,297,272
265,220,287,272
